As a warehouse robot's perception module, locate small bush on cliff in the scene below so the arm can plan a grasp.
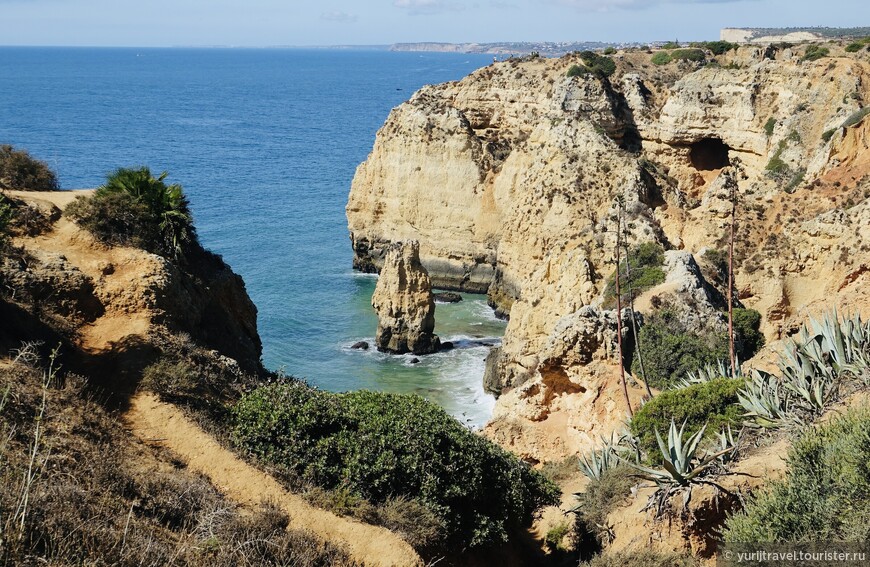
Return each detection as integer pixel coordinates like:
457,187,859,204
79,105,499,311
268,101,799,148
724,406,870,543
801,44,830,61
579,51,616,78
65,167,197,259
629,378,743,463
573,466,635,553
631,308,729,389
651,51,672,65
567,64,586,77
691,41,737,55
733,307,765,360
603,242,666,308
231,381,560,549
669,48,706,62
0,145,60,191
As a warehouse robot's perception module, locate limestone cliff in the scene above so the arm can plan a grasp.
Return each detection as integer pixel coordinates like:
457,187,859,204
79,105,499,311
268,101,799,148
372,241,440,354
347,44,870,462
0,190,263,378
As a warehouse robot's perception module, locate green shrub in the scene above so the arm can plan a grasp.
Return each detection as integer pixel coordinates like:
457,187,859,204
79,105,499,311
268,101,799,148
65,167,197,259
661,41,681,50
603,47,616,55
629,378,743,463
567,64,586,77
821,128,837,142
670,48,706,62
801,45,830,61
0,196,13,249
631,308,730,389
724,406,870,543
545,522,571,552
573,466,635,549
733,307,765,360
579,51,616,78
0,145,59,191
845,42,862,53
696,41,737,55
651,51,672,65
763,117,777,137
603,242,666,308
231,382,560,549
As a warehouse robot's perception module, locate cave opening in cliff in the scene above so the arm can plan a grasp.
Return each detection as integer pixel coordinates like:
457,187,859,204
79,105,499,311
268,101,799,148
689,137,731,171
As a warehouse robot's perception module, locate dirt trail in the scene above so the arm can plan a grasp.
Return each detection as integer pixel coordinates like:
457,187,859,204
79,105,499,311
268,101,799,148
125,393,422,567
10,190,156,353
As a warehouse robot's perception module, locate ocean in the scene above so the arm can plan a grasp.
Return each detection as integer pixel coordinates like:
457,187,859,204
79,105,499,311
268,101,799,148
0,47,502,427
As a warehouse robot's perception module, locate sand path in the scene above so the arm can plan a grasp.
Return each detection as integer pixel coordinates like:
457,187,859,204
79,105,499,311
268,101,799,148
125,393,422,567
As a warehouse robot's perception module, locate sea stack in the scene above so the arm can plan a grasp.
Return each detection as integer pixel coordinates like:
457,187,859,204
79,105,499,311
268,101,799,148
372,241,441,355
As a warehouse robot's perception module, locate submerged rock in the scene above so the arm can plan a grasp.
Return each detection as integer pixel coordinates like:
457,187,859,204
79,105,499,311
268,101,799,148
371,241,441,355
433,291,463,303
350,341,369,350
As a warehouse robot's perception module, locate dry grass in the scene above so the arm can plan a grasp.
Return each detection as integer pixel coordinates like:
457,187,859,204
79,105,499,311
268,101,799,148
0,350,358,566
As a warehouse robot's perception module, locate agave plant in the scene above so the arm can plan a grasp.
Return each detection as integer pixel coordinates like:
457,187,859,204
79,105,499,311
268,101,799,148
673,359,742,390
624,420,732,487
715,425,743,464
578,433,622,480
737,369,794,428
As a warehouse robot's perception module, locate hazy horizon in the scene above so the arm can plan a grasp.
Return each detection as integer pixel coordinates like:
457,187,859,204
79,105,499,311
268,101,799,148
0,1,866,48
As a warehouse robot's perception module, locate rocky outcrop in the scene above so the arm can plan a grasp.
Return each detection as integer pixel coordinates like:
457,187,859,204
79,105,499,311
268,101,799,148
1,190,264,376
371,241,440,355
348,45,870,461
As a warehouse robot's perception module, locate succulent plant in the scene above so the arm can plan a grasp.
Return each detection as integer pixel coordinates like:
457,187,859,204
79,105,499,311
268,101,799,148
674,359,742,390
737,369,794,428
624,420,732,487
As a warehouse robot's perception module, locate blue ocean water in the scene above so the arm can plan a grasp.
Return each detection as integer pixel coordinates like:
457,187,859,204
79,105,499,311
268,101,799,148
0,47,502,426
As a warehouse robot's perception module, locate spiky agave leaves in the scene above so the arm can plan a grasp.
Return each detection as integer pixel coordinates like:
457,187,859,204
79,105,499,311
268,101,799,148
738,370,795,428
577,432,623,481
624,420,732,487
673,358,742,390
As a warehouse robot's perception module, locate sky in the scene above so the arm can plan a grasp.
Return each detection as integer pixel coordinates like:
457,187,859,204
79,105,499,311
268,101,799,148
0,0,866,47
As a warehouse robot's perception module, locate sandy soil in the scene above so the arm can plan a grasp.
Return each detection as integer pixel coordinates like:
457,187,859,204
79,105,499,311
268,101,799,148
125,393,422,567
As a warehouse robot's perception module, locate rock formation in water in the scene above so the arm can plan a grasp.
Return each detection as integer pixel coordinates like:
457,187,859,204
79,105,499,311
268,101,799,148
348,44,870,462
371,241,441,355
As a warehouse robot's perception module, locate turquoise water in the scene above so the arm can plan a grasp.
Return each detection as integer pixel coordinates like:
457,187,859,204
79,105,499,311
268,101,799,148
0,47,501,426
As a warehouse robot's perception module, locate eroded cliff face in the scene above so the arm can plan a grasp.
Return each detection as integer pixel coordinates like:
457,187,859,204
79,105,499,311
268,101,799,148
347,45,870,462
1,190,263,377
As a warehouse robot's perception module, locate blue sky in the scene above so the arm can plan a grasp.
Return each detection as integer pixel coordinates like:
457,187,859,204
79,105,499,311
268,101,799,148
0,0,865,47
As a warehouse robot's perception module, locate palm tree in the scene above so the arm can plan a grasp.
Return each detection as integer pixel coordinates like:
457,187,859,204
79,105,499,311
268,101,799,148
97,167,196,259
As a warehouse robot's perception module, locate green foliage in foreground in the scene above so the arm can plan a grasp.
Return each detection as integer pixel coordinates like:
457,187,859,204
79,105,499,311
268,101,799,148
231,382,560,549
631,308,730,389
630,378,743,462
65,167,197,259
724,406,870,542
0,144,59,191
